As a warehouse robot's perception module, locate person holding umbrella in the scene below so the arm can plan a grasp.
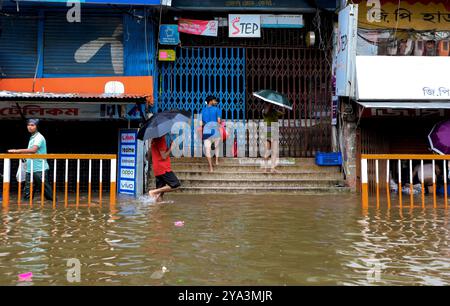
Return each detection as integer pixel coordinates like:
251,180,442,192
253,90,292,173
138,110,189,202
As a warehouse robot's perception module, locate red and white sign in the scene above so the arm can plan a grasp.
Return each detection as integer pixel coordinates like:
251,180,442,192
121,133,136,143
178,18,218,37
228,15,261,38
0,102,131,120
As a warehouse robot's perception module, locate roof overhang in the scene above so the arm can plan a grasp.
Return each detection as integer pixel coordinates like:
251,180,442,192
0,91,148,105
357,101,450,109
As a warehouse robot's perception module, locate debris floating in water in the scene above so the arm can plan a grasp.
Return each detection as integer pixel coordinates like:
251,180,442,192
18,272,33,282
174,221,185,227
150,266,169,279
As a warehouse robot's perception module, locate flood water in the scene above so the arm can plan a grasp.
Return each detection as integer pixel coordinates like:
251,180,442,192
0,194,449,286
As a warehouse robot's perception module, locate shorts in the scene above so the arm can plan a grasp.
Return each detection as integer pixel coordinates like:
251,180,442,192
155,171,181,189
204,137,221,158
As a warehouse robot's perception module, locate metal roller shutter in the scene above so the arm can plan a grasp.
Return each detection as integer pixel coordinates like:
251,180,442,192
0,16,38,78
43,12,123,76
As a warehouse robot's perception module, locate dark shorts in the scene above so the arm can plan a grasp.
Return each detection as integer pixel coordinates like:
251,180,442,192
156,171,181,189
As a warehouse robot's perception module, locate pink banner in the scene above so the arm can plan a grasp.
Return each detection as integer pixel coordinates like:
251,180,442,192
178,18,218,37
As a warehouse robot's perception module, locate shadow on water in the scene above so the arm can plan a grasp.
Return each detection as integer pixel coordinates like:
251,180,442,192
0,193,449,285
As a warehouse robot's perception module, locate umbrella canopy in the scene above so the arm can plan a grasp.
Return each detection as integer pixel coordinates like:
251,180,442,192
428,119,450,155
137,110,191,141
253,89,292,110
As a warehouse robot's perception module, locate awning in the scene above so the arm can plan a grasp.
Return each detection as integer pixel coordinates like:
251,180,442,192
357,101,450,109
0,90,149,105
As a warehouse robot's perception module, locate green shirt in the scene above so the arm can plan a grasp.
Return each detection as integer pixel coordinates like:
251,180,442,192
263,109,281,138
26,132,49,173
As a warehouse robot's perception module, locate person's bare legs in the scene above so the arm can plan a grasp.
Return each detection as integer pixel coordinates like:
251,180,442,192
149,185,177,201
204,138,214,172
264,140,271,173
214,138,220,166
270,139,280,173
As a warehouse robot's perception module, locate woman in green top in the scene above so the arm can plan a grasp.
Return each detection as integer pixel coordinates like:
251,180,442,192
262,103,284,173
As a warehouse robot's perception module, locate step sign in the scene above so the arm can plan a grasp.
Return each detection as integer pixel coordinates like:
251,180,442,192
229,14,261,38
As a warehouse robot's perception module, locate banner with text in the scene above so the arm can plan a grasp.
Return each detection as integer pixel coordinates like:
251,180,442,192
178,19,219,37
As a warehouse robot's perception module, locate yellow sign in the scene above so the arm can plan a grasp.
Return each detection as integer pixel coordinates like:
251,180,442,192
356,0,450,31
158,49,176,61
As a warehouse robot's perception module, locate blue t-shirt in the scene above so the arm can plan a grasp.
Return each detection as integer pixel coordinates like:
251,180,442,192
201,106,221,139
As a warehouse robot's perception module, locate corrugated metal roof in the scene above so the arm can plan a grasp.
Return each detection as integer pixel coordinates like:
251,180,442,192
0,90,148,102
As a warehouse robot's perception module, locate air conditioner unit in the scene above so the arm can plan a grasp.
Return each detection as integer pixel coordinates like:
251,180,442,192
438,40,450,56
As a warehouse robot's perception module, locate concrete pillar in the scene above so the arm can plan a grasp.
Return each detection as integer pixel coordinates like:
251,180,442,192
339,100,358,191
343,120,357,190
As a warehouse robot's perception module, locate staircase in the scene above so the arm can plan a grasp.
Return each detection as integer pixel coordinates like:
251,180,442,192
157,158,350,195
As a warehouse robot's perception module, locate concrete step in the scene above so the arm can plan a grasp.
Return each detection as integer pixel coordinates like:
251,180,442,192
171,163,340,173
170,157,323,166
176,178,345,188
174,186,351,195
174,171,344,180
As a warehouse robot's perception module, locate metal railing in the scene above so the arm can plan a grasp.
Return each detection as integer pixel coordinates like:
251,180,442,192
1,154,117,208
361,154,449,209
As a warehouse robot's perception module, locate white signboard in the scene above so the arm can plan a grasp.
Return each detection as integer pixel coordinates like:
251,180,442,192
336,4,358,98
261,15,304,28
356,56,450,100
229,14,261,38
0,101,143,120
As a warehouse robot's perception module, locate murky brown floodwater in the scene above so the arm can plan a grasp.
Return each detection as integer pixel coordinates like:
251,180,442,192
0,194,449,286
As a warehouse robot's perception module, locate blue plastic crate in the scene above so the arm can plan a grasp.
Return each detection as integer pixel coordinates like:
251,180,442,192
315,152,342,166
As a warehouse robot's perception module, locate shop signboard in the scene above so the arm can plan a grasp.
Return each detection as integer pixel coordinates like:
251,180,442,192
159,49,176,61
0,102,144,120
336,4,358,98
118,129,144,196
159,25,180,45
18,0,161,4
261,15,304,28
171,0,336,10
229,14,261,38
178,18,219,37
356,56,450,100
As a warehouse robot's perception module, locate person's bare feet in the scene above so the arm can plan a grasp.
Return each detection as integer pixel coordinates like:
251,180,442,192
270,168,280,173
209,167,214,173
148,190,161,201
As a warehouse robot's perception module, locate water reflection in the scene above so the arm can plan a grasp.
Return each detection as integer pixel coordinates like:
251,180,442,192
0,194,449,285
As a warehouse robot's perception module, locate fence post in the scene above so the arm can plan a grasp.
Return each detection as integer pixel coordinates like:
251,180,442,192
110,159,117,205
361,158,369,208
2,159,10,207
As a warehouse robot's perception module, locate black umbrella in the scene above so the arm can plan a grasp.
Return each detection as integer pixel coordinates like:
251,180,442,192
137,110,191,141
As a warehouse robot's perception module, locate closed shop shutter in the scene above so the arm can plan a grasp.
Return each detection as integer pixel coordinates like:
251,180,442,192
43,12,123,76
0,16,38,78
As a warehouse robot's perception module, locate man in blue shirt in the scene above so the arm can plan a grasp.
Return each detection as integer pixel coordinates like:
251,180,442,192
201,96,222,172
8,119,53,201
